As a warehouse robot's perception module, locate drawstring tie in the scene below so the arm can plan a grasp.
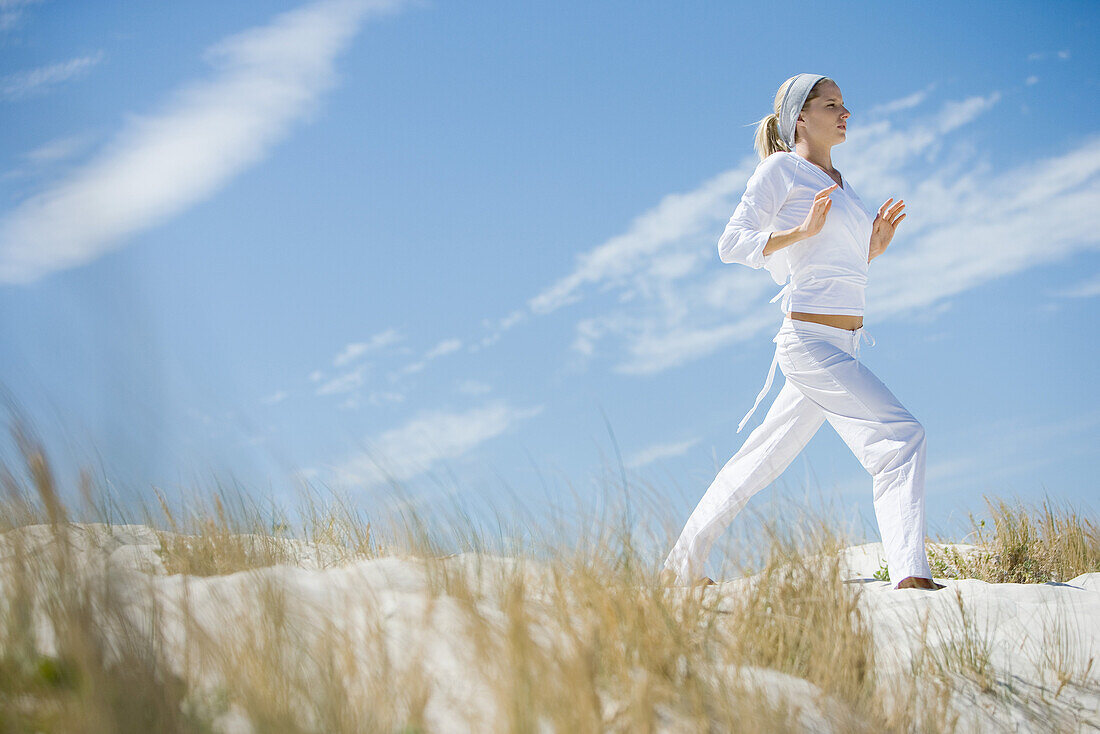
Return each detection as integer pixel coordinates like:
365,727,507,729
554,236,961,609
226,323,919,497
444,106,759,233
734,282,792,434
737,335,782,434
853,326,875,361
770,280,794,313
736,321,875,434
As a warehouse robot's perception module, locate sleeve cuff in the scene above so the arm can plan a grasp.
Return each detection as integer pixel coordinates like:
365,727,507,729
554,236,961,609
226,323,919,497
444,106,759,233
746,232,771,269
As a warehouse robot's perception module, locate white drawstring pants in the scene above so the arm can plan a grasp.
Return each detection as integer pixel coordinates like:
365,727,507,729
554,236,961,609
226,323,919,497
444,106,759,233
663,317,933,586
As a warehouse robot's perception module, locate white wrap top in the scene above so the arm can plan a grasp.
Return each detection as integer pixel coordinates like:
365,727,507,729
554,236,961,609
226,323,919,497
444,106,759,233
718,151,876,316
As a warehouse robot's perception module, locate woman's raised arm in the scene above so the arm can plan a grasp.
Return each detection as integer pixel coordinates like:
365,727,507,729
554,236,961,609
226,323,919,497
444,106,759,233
718,156,827,268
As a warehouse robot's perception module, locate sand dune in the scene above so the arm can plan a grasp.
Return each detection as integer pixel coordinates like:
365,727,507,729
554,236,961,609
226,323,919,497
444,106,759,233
2,523,1098,732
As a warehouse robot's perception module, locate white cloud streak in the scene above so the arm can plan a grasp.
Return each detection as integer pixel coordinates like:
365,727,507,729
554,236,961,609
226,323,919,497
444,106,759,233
0,0,411,284
1025,50,1071,63
864,83,935,117
3,134,97,183
625,437,700,469
22,134,92,164
926,408,1100,495
317,365,365,396
864,135,1100,321
261,390,288,405
525,168,742,317
330,400,544,487
425,337,462,359
333,327,403,367
367,389,405,405
456,379,492,396
1,51,104,100
1049,272,1100,299
395,336,464,376
0,0,42,32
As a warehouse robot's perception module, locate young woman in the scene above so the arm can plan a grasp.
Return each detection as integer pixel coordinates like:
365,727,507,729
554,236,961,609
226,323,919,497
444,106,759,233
660,74,943,591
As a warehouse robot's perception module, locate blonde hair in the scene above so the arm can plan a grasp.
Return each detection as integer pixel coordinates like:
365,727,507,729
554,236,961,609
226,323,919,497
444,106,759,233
751,75,833,161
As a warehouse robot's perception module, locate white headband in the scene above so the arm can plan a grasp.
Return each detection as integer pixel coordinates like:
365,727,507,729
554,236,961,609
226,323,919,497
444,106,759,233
778,74,827,149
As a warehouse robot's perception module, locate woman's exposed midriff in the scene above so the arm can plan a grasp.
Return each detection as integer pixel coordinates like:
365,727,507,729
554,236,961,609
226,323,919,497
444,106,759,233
788,311,863,332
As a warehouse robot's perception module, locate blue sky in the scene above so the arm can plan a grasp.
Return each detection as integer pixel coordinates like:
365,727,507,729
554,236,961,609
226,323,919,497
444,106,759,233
1,0,1098,565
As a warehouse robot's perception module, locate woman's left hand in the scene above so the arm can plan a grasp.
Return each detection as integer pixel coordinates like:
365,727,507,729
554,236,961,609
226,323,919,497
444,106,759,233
868,198,906,262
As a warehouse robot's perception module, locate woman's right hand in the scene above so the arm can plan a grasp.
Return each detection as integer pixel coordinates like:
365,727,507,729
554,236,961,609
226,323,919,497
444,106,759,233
797,183,838,240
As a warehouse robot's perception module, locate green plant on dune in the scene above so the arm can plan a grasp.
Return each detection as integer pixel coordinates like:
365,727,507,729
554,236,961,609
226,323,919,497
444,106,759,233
928,498,1100,584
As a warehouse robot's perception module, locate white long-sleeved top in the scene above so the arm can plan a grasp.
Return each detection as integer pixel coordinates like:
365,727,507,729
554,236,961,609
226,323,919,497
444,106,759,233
718,151,876,316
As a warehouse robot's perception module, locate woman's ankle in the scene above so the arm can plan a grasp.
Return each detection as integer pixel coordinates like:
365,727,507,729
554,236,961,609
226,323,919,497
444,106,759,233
895,576,945,590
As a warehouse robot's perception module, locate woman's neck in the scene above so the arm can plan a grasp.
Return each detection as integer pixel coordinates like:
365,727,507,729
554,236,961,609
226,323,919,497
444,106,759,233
793,142,834,173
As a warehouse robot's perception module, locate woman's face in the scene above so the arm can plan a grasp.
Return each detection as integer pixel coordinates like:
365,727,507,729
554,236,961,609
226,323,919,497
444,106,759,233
797,81,850,146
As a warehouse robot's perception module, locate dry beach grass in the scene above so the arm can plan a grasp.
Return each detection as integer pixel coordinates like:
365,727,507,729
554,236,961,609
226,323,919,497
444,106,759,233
0,421,1098,733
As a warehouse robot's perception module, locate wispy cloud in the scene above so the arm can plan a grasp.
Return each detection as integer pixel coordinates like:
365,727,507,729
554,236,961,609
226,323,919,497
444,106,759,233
524,170,739,317
926,408,1100,495
337,388,406,411
334,344,370,367
317,366,366,396
1026,49,1071,62
22,134,93,164
1049,272,1100,299
260,390,288,405
625,437,700,469
2,134,96,183
0,0,42,32
334,389,405,411
864,134,1100,322
425,337,461,359
479,86,1100,376
330,400,544,487
456,379,492,396
1,51,104,100
368,389,405,405
313,327,410,406
0,0,412,285
332,327,403,367
864,83,936,117
394,336,463,376
474,308,527,350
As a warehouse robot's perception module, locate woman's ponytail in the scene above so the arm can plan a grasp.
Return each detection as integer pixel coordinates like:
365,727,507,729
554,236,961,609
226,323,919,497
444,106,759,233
753,111,790,161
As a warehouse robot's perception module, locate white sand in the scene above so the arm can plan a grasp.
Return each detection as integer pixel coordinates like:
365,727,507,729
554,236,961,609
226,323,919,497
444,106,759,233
2,525,1097,733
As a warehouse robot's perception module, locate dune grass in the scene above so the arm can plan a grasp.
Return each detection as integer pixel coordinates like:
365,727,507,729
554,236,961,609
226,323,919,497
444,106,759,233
0,419,1097,733
925,497,1100,584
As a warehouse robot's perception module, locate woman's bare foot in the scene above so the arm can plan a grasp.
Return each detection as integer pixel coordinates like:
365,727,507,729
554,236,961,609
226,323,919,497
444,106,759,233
895,576,946,590
658,569,716,587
